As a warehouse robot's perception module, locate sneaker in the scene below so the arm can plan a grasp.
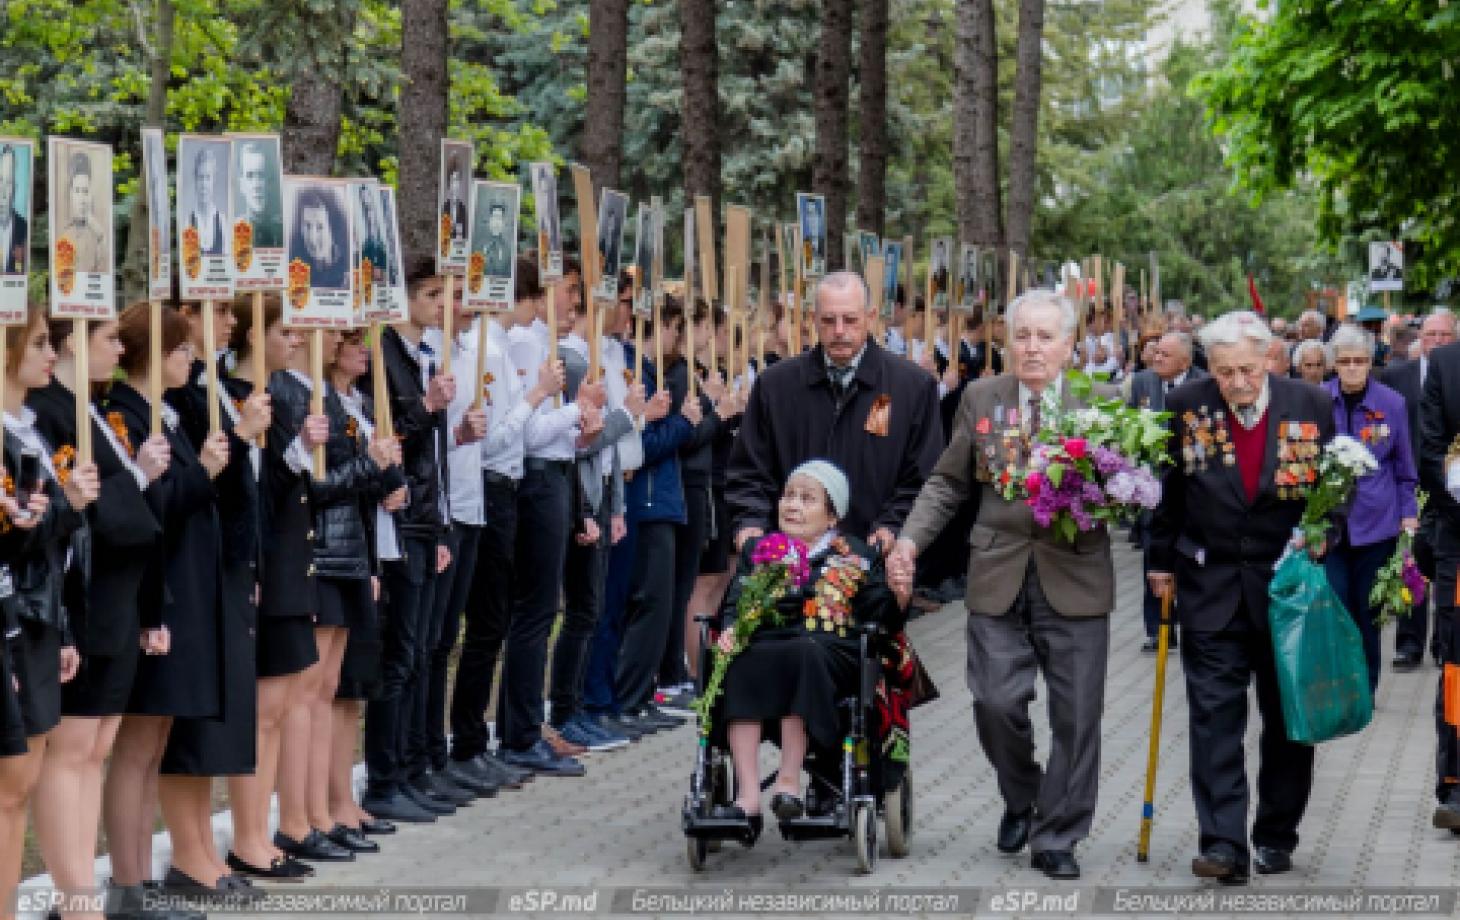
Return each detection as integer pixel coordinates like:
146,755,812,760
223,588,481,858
637,703,687,729
564,714,629,751
542,723,588,757
595,712,645,741
655,687,698,718
476,752,531,787
500,738,586,777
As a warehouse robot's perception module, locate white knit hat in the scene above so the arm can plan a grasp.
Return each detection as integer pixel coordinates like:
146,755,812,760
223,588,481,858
789,459,850,519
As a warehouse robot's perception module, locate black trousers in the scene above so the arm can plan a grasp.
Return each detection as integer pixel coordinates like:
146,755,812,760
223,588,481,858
425,522,482,772
364,536,435,796
549,489,609,726
1400,518,1446,660
660,485,708,689
1181,602,1313,862
500,461,572,751
401,533,445,782
614,520,678,714
1433,519,1460,802
449,474,518,762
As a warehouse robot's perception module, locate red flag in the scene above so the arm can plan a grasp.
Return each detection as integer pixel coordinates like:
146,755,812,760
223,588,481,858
1247,273,1265,315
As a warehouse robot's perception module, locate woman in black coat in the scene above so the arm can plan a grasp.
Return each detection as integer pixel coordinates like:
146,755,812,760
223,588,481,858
0,305,97,914
101,302,235,896
27,316,170,910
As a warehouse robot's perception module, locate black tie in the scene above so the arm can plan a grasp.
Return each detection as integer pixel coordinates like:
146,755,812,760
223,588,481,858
829,365,853,399
1027,395,1042,434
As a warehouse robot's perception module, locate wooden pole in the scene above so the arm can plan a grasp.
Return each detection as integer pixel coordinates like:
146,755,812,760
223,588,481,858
632,268,644,388
310,329,325,479
654,295,665,393
695,195,717,304
371,323,391,436
441,275,455,374
923,267,936,365
1113,263,1126,359
473,314,489,411
756,324,766,373
73,319,91,464
547,284,560,407
717,266,733,378
792,273,804,354
149,300,163,436
1140,268,1148,317
685,290,698,402
251,291,266,446
202,302,221,435
1007,250,1020,305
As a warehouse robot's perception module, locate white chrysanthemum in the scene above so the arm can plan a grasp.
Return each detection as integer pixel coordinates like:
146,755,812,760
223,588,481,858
1326,434,1378,474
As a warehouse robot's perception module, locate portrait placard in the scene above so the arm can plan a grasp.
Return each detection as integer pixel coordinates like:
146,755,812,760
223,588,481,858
724,205,751,310
633,202,655,318
844,232,859,273
229,133,285,291
881,240,903,316
48,137,115,319
349,179,383,324
928,236,953,309
650,195,665,302
779,222,799,289
368,186,410,324
956,243,979,314
283,176,354,328
683,207,697,302
139,129,171,303
595,188,629,301
859,231,880,269
175,135,235,301
0,138,35,323
1368,241,1403,293
528,162,563,281
796,192,826,279
865,254,885,318
465,179,520,312
437,140,474,275
980,248,1001,309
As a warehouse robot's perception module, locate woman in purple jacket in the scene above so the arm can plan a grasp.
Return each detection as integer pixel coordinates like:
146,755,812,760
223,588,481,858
1324,324,1419,693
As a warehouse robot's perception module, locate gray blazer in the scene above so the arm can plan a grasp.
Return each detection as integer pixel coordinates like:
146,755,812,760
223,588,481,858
1126,365,1209,413
900,373,1115,617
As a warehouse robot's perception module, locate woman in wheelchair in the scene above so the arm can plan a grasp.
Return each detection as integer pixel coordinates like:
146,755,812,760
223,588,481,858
715,460,913,825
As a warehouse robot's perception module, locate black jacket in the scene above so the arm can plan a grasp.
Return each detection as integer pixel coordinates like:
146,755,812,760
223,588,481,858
29,381,162,656
1420,343,1460,533
313,386,405,580
259,371,325,616
727,339,945,541
1149,375,1336,633
0,427,85,638
679,359,723,489
368,327,448,540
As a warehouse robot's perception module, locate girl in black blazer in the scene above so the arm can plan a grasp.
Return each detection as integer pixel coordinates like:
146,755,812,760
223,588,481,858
27,317,171,912
101,303,236,897
0,304,97,915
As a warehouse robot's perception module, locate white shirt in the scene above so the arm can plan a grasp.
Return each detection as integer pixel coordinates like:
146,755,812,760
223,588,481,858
423,324,486,526
508,320,580,461
1227,379,1272,430
0,210,13,271
217,392,261,480
337,387,402,562
601,335,643,472
1082,331,1120,376
3,407,56,479
885,326,907,356
479,318,532,480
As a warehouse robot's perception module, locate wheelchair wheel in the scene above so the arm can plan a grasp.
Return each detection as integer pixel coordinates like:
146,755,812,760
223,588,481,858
687,836,708,871
853,803,878,874
884,769,912,858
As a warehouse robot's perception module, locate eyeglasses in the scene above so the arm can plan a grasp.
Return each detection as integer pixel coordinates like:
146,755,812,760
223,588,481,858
1333,357,1370,368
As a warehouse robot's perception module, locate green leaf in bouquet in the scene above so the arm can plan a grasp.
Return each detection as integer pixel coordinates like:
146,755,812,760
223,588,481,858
1047,462,1065,488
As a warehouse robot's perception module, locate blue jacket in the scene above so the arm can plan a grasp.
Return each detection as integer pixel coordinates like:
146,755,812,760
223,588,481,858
624,343,692,524
1324,377,1418,546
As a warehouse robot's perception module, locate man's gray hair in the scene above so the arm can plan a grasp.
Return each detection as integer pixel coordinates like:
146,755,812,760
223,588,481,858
813,270,871,312
1007,289,1077,340
1423,307,1458,332
1293,338,1332,368
1159,330,1194,360
1199,310,1272,353
1298,309,1325,330
1328,323,1374,358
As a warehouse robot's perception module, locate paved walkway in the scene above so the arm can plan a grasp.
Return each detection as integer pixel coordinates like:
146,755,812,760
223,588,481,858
66,543,1457,917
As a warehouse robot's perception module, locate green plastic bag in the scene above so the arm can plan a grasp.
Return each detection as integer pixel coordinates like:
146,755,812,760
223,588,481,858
1267,552,1374,744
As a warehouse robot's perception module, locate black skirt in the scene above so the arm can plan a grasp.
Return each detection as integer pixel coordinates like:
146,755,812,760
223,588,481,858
12,619,62,740
325,577,380,701
721,627,859,752
163,561,258,776
62,641,141,717
698,488,732,575
256,613,318,679
127,584,221,721
0,638,29,757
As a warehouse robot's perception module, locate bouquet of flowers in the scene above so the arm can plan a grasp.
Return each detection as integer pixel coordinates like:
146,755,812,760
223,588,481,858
1371,491,1429,628
995,370,1170,544
1297,434,1377,551
693,533,811,738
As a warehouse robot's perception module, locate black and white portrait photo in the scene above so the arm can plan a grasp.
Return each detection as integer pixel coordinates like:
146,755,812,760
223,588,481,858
48,137,115,318
140,128,170,300
0,138,33,321
529,161,562,280
958,242,979,310
596,188,629,300
1368,240,1403,293
232,135,283,249
466,179,520,311
372,185,409,322
284,177,354,326
438,139,474,271
929,236,952,308
796,192,826,278
178,136,230,257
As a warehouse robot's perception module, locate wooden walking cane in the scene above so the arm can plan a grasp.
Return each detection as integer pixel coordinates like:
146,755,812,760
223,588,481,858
1137,586,1175,862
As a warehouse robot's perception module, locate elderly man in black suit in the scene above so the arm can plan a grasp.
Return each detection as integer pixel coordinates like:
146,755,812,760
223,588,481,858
1126,331,1208,651
728,270,944,555
1383,309,1458,669
1148,311,1335,884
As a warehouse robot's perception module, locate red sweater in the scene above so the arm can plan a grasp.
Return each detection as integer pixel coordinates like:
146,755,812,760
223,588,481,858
1229,409,1269,504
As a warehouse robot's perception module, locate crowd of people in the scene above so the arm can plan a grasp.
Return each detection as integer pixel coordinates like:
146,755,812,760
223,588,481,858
1,239,1457,918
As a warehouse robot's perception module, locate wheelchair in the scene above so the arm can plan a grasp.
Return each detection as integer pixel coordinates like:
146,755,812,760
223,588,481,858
680,617,913,874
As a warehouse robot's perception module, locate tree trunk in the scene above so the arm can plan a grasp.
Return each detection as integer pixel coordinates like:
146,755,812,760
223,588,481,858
813,0,854,269
396,0,449,272
855,0,888,236
120,0,174,303
280,67,344,176
680,0,720,219
953,0,1002,247
1005,0,1045,259
583,0,629,196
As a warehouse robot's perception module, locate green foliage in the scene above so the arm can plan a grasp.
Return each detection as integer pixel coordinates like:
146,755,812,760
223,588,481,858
1195,0,1460,294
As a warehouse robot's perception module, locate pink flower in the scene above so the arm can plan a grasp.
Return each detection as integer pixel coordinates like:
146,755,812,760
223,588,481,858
1025,471,1043,497
1063,437,1088,460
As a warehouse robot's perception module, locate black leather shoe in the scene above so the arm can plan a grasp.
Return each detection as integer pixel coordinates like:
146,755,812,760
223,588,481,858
1192,845,1249,884
484,751,534,784
769,792,804,820
472,753,527,789
274,828,355,862
499,738,587,777
416,771,474,806
613,712,658,736
1253,846,1293,875
226,850,313,881
1031,849,1080,879
401,782,456,816
444,760,499,797
996,807,1033,853
639,703,687,728
327,824,380,854
359,816,397,835
711,804,763,843
360,790,436,823
1141,637,1159,653
1394,651,1422,670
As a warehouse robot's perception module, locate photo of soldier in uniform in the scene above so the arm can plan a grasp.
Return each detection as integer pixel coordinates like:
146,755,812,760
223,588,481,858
232,136,283,248
796,192,826,278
